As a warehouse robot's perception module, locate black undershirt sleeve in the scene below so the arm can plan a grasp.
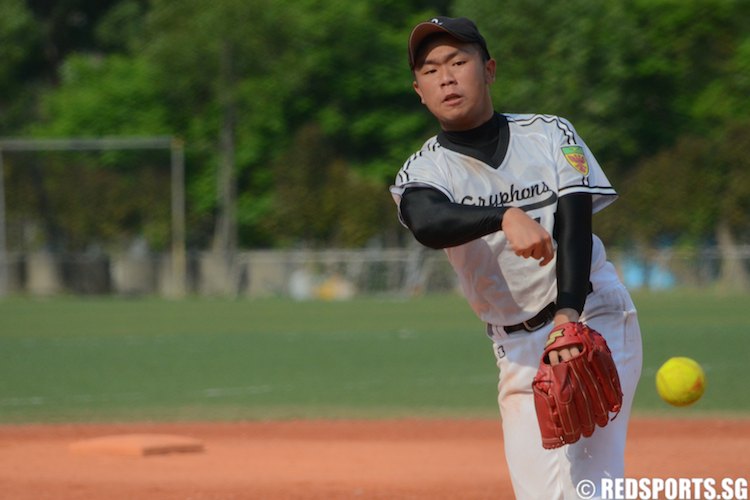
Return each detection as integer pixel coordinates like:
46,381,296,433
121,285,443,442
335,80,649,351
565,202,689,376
401,187,594,314
400,187,507,249
554,193,593,314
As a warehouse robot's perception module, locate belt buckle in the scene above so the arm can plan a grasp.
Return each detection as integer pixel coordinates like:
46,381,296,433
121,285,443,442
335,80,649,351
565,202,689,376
522,319,546,332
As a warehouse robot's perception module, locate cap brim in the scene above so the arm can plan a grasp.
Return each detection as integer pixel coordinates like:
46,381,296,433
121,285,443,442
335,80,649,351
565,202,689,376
408,22,454,68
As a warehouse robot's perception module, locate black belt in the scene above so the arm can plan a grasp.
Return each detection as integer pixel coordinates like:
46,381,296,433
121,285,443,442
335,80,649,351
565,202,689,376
503,283,594,334
504,302,556,333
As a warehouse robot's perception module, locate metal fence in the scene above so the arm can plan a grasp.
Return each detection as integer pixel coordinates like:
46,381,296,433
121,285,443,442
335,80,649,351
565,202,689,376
1,245,749,298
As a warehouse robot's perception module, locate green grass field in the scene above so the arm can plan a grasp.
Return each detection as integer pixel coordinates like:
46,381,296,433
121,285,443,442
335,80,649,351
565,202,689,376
0,291,747,424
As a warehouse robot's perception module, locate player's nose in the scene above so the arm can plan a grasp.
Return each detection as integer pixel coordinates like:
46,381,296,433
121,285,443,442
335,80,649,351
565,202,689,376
439,68,457,86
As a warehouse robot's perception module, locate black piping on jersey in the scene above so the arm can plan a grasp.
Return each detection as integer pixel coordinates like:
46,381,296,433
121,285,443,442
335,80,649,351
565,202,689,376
518,191,557,212
559,185,617,197
398,137,439,185
507,114,576,145
397,169,410,184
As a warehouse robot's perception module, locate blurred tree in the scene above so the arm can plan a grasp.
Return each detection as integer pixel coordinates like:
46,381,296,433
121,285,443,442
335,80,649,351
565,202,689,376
32,54,169,136
25,0,126,79
8,53,172,252
262,123,394,248
141,0,433,248
615,0,750,252
94,0,148,53
284,1,435,181
0,0,37,86
17,0,748,255
22,0,416,251
141,0,295,254
626,0,750,137
5,156,171,251
621,120,750,289
0,0,41,133
713,121,750,290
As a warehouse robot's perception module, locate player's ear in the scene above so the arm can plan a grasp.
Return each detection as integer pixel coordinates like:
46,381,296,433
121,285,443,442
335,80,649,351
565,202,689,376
485,58,496,84
413,80,426,104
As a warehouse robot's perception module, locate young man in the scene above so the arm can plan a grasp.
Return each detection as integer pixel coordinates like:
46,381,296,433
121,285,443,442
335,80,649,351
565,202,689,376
390,17,643,499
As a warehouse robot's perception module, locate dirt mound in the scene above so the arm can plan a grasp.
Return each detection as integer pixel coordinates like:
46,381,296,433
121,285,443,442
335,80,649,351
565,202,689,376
0,417,747,499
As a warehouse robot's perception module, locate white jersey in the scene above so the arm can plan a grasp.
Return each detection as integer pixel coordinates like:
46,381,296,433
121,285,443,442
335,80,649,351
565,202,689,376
391,114,621,327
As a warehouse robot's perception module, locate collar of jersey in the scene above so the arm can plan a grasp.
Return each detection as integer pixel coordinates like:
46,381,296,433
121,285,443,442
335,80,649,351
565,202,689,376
437,113,510,169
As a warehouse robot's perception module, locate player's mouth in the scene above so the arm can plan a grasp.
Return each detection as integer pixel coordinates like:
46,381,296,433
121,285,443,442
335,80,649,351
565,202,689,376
443,93,463,105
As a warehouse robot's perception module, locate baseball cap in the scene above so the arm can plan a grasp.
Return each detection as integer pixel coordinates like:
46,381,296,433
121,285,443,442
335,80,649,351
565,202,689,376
408,16,491,70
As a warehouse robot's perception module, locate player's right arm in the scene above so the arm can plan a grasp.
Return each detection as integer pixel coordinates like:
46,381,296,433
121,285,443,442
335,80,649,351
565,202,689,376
501,205,555,266
400,187,503,248
400,187,553,265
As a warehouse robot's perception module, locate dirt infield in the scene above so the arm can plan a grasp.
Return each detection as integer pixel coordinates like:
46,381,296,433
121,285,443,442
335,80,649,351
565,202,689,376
0,417,748,499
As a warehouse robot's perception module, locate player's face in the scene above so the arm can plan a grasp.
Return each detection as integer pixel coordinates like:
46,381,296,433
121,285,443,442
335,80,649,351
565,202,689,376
413,37,496,131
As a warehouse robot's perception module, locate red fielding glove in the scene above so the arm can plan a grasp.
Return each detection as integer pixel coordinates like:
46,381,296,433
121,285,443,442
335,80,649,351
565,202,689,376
532,322,623,449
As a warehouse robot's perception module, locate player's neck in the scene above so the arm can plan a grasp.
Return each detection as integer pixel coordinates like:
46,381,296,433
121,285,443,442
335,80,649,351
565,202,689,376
442,113,498,143
438,113,509,168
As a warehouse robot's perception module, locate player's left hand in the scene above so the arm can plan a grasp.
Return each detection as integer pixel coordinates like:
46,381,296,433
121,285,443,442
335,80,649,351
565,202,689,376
548,308,581,365
548,346,581,365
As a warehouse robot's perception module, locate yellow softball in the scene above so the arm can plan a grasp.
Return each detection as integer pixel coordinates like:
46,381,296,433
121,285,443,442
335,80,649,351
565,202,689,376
655,357,706,407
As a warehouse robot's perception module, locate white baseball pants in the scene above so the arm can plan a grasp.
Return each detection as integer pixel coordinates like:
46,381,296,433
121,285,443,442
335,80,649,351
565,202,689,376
490,283,643,500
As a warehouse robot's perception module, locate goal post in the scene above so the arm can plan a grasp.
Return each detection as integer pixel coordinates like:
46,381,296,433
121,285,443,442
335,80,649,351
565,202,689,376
0,137,186,298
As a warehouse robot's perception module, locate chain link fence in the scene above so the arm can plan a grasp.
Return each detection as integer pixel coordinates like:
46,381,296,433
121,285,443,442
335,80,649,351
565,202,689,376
2,245,749,298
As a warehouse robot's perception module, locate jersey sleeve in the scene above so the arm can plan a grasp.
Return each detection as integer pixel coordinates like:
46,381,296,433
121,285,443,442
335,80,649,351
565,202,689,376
554,117,617,214
389,138,455,221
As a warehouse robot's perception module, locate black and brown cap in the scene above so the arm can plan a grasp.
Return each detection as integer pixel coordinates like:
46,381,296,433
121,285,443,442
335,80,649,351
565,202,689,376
408,16,491,70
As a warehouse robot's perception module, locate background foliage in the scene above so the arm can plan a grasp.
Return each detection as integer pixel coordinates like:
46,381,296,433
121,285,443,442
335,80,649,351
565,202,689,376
1,0,749,252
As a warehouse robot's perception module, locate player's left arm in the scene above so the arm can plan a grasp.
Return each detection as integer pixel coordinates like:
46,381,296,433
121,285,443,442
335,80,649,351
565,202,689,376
548,192,593,364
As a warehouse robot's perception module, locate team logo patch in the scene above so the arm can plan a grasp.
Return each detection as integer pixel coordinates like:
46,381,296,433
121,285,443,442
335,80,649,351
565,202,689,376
561,146,589,175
